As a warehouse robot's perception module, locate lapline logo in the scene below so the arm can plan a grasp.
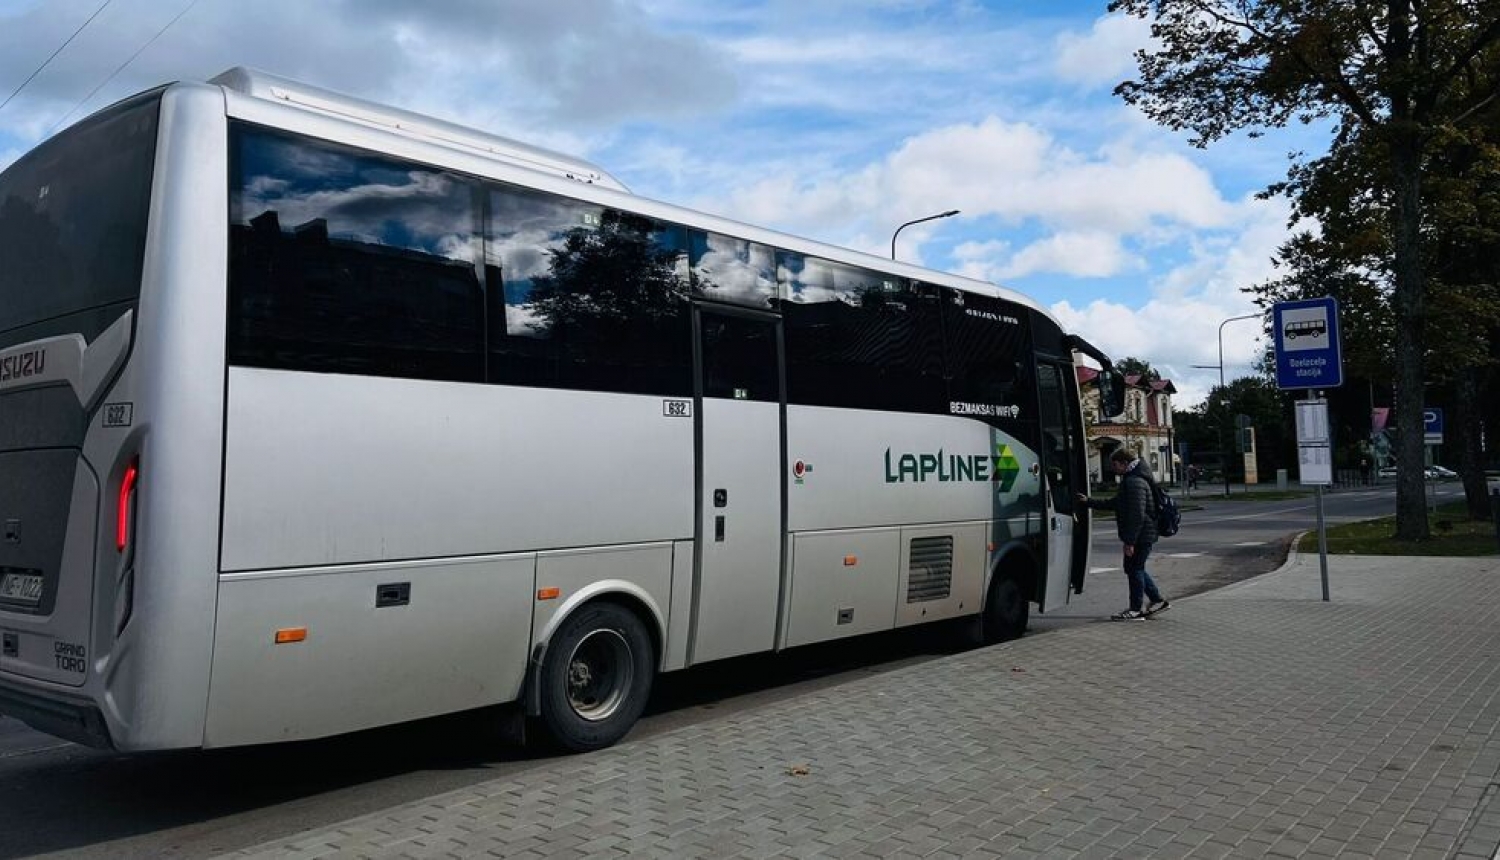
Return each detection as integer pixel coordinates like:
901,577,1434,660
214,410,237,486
883,442,1022,492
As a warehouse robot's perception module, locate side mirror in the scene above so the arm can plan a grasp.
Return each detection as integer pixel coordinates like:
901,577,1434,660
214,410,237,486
1097,368,1126,419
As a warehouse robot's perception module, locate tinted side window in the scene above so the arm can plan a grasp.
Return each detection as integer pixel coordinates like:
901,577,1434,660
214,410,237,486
228,124,483,382
1030,308,1067,358
485,185,691,396
942,290,1034,426
781,253,945,413
700,312,780,402
690,231,777,309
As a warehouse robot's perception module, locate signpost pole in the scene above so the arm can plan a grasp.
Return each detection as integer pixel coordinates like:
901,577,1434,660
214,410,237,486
1315,481,1329,601
1296,392,1333,602
1312,390,1330,602
1423,408,1445,515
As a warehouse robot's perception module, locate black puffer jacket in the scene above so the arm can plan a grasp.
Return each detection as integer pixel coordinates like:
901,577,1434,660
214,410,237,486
1094,461,1158,546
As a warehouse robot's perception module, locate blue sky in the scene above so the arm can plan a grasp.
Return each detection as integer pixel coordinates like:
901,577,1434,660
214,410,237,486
0,0,1329,406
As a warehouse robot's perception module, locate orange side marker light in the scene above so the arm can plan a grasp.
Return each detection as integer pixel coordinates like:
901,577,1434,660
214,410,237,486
537,587,561,601
274,627,307,644
843,555,858,567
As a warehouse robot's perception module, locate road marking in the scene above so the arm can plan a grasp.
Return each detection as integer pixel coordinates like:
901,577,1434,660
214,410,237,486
1090,567,1119,573
1234,541,1266,547
1164,552,1205,558
1185,485,1468,524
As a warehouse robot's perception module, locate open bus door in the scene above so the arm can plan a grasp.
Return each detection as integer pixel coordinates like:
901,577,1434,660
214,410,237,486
1035,361,1087,610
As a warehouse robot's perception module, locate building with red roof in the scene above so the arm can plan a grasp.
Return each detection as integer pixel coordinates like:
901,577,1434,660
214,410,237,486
1077,368,1178,485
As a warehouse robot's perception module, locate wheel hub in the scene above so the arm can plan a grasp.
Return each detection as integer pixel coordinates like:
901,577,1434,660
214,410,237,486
565,628,634,722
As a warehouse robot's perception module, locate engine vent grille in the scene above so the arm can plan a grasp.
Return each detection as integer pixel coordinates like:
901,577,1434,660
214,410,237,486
907,536,953,602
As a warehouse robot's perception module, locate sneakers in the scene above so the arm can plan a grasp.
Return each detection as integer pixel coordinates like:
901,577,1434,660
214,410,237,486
1112,603,1169,622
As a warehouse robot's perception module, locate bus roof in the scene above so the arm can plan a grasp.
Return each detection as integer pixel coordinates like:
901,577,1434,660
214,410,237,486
210,67,628,193
208,67,1046,317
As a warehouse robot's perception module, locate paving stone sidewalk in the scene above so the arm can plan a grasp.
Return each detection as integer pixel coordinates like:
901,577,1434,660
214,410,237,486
226,555,1500,859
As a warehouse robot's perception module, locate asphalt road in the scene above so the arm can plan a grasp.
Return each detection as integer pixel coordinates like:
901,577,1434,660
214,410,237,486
0,481,1480,859
1036,480,1473,627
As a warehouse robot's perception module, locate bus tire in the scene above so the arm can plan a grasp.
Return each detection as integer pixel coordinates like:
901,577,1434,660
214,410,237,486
982,570,1029,644
537,601,655,753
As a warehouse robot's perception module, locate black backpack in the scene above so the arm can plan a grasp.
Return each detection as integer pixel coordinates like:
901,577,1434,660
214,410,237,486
1145,475,1181,537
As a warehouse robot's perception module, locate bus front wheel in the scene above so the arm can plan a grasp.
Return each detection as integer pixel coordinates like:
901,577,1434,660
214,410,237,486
982,571,1029,644
537,601,655,753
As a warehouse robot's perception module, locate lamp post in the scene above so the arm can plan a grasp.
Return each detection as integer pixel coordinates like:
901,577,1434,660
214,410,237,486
890,209,959,260
1191,312,1262,497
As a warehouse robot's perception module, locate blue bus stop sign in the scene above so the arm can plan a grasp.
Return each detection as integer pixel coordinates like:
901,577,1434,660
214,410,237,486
1273,297,1343,390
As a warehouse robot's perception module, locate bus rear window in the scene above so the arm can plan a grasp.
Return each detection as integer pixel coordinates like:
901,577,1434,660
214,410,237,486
0,91,161,342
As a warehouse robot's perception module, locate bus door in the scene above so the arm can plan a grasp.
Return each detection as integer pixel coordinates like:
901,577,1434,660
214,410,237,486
1035,361,1087,610
689,305,786,665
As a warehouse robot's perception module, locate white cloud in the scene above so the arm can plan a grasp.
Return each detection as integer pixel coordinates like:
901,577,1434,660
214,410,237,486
0,0,738,153
952,239,1010,281
712,115,1233,271
1050,196,1297,407
1002,232,1140,279
954,233,1138,282
1053,14,1152,89
1053,295,1262,408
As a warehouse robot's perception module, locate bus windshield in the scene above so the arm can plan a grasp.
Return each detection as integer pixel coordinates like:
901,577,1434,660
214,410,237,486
0,91,161,344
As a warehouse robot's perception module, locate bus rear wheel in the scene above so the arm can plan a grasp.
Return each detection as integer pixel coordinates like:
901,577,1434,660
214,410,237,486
537,601,655,753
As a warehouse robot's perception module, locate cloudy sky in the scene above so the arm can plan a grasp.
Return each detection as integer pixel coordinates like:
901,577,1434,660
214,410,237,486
0,0,1327,406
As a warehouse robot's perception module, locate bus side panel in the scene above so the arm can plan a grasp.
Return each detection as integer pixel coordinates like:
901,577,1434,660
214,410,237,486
783,405,1042,640
204,555,534,747
220,370,693,571
784,405,1044,533
97,83,229,750
783,528,900,648
664,539,693,672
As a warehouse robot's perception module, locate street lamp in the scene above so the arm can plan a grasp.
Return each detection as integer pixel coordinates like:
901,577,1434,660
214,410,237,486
890,209,960,260
1194,312,1262,393
1191,312,1263,497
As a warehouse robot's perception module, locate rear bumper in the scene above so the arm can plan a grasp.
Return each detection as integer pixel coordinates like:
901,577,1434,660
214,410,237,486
0,677,113,749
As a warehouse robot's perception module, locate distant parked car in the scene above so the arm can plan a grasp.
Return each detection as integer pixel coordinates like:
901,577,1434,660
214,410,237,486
1378,465,1457,480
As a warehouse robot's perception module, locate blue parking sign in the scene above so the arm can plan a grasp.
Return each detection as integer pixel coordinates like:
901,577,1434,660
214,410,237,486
1273,297,1343,390
1424,407,1443,444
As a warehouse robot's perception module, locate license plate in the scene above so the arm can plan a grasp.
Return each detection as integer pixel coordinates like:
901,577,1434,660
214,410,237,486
0,571,43,606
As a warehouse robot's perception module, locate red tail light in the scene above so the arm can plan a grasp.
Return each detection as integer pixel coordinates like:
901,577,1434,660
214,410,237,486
117,460,139,553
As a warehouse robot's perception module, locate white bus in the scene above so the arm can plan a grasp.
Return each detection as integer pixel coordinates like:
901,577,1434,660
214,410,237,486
0,69,1126,752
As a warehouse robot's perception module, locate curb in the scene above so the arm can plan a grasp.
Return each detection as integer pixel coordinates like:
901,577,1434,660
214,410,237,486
1179,530,1307,603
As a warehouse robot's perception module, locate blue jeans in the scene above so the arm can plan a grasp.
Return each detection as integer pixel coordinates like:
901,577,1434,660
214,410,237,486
1124,541,1163,611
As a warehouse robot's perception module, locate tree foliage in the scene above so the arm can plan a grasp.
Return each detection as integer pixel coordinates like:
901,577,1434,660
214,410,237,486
1175,376,1293,482
527,210,687,335
1245,31,1500,518
1111,0,1500,538
1114,356,1163,383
